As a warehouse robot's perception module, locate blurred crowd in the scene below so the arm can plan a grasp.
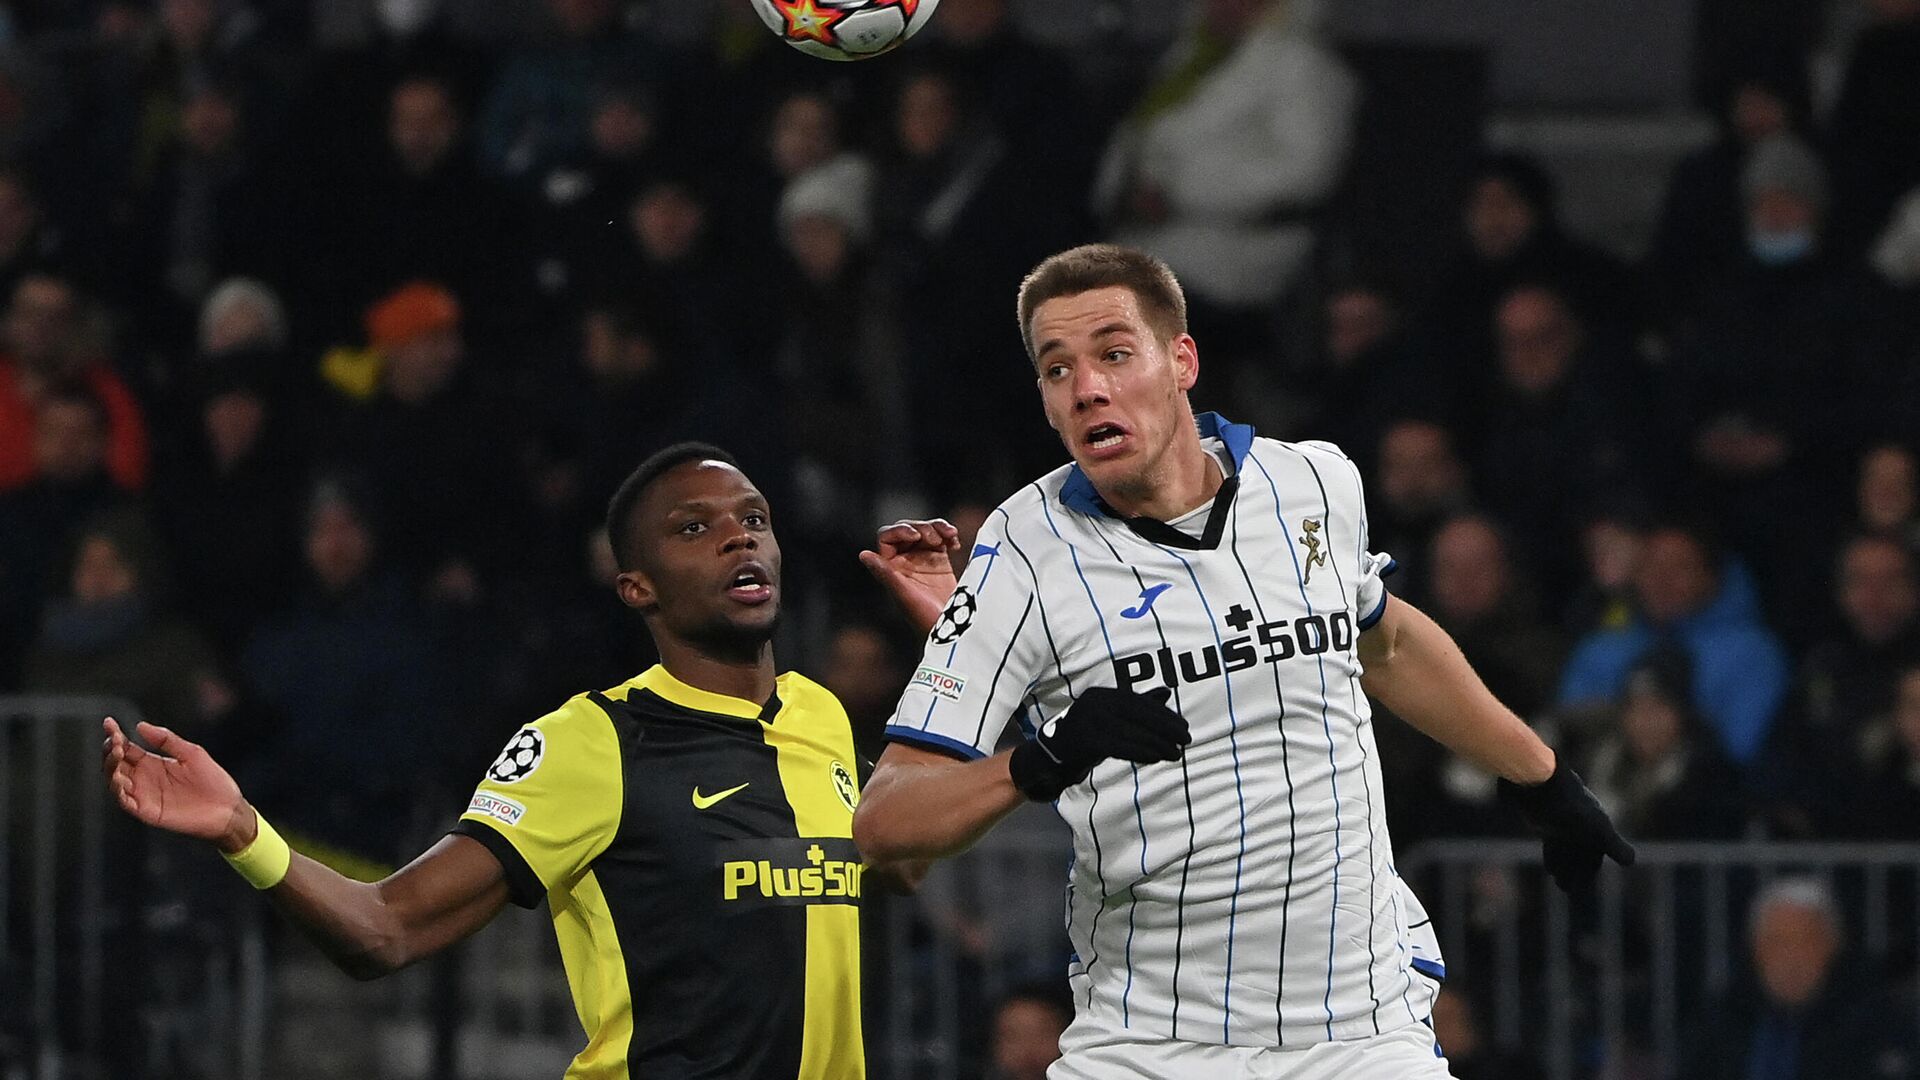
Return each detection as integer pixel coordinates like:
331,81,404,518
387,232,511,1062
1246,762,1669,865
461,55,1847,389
0,0,1918,1067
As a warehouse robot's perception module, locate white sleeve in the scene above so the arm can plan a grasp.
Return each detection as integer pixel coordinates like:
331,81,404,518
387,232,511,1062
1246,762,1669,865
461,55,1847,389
884,511,1050,760
1300,439,1395,630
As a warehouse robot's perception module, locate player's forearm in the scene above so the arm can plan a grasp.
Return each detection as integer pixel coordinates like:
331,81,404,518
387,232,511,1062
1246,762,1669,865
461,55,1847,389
1359,601,1554,784
853,751,1027,863
217,810,497,980
267,854,419,980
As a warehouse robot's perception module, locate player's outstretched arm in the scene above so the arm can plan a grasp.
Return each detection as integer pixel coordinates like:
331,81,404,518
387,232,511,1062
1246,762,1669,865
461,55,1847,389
103,717,510,979
856,687,1190,863
1357,598,1635,891
854,743,1028,863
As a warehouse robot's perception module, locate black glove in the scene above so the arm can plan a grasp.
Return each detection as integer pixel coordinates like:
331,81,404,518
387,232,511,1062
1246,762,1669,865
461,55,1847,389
1008,686,1190,802
1498,758,1636,893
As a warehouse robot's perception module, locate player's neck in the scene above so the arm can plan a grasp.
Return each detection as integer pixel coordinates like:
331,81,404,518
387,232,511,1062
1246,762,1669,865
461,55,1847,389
656,641,779,708
1099,436,1223,523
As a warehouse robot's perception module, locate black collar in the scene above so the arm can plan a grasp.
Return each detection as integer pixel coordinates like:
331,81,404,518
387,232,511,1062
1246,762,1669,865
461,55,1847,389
1106,475,1240,551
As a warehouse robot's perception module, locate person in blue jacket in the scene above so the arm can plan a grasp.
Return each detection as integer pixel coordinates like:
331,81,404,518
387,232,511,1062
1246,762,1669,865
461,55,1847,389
1559,518,1789,766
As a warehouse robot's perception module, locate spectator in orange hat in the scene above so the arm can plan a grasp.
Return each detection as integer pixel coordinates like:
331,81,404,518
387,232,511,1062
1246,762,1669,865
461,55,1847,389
317,281,521,599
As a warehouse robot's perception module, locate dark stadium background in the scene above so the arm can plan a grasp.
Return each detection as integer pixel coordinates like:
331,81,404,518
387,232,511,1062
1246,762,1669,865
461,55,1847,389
3,0,1919,1077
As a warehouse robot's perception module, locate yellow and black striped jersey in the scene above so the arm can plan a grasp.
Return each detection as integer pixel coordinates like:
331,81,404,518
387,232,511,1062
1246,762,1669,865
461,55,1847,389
452,665,867,1079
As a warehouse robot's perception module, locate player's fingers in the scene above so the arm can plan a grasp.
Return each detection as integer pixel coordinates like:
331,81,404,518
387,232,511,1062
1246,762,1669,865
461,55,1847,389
137,722,191,759
931,519,960,546
858,550,899,583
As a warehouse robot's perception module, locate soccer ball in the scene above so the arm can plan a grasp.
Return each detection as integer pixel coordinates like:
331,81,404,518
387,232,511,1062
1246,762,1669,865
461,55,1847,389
931,586,976,644
488,728,545,783
749,0,940,61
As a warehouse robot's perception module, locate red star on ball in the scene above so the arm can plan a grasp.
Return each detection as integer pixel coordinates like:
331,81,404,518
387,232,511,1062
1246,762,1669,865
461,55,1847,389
771,0,845,44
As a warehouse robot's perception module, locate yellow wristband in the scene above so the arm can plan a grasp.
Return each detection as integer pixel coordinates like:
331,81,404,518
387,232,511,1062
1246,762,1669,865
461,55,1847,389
222,811,292,890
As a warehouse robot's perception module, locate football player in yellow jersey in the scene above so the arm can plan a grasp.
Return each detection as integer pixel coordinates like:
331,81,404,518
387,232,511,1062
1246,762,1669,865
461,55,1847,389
102,442,921,1079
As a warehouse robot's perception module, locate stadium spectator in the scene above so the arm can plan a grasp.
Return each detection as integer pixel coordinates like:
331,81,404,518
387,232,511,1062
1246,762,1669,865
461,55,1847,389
1284,276,1454,470
1848,660,1920,839
196,276,289,359
721,87,847,269
1855,442,1920,549
1091,0,1358,383
1371,418,1473,604
1681,877,1919,1080
1427,514,1565,721
1664,134,1881,622
1427,152,1639,372
1564,501,1648,637
0,383,131,683
877,64,1055,495
460,525,648,768
23,507,233,741
594,164,765,363
776,154,917,533
819,619,913,761
1826,0,1920,259
239,478,450,865
319,281,521,595
0,272,149,491
1560,520,1790,767
1796,536,1918,739
530,298,759,534
476,0,655,181
152,351,305,654
124,76,283,326
527,78,661,306
988,981,1073,1080
1428,988,1540,1080
1645,68,1809,329
1582,649,1747,840
919,0,1096,222
1382,513,1566,843
317,73,523,339
1474,283,1642,601
0,167,66,302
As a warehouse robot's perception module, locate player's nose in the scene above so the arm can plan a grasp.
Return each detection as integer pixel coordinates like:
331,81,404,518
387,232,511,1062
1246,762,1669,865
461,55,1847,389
719,525,757,553
1070,366,1110,409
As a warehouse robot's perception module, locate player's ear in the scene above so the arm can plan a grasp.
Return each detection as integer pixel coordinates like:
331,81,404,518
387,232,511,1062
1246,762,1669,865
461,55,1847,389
615,568,659,612
1171,334,1199,392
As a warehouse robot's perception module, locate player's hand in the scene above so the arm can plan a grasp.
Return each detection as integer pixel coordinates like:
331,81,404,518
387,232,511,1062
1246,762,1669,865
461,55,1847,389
102,717,254,849
1008,687,1190,802
1497,758,1636,893
860,519,961,636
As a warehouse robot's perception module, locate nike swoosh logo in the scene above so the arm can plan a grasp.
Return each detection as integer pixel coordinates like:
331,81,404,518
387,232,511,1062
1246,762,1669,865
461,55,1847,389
1121,583,1173,619
691,782,750,810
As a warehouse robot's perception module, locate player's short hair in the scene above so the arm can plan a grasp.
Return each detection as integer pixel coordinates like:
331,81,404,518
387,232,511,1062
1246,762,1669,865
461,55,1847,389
606,442,741,572
1016,243,1187,362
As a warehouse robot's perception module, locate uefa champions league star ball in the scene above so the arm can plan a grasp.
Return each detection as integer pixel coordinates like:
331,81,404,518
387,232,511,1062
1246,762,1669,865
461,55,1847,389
748,0,940,61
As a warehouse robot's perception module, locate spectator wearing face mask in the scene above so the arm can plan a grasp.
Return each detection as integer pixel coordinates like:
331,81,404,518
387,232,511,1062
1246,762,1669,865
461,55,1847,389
1661,136,1888,624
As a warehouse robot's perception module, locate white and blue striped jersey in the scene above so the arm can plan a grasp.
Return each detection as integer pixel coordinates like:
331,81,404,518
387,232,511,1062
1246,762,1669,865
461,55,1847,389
886,412,1431,1047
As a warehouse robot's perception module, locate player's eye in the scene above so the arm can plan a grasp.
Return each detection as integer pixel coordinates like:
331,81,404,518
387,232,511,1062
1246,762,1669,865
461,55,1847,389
1045,364,1069,380
678,521,706,535
743,512,767,528
1105,349,1130,363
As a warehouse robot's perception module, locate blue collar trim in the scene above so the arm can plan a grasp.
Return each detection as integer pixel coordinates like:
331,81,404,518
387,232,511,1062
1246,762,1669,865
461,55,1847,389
1057,412,1256,518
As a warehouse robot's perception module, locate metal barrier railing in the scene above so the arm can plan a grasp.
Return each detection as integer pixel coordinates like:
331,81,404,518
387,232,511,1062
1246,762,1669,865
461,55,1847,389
1400,839,1920,1080
4,696,122,1080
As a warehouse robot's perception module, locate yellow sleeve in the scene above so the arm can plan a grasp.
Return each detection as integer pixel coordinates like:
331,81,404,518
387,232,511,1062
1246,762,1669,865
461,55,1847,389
451,695,622,908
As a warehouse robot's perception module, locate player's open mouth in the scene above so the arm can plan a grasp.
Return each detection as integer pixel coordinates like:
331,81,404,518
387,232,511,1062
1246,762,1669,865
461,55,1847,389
1082,423,1129,457
726,564,774,605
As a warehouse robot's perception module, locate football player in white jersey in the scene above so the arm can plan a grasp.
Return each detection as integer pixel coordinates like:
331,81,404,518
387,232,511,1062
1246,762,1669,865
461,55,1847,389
853,244,1632,1078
